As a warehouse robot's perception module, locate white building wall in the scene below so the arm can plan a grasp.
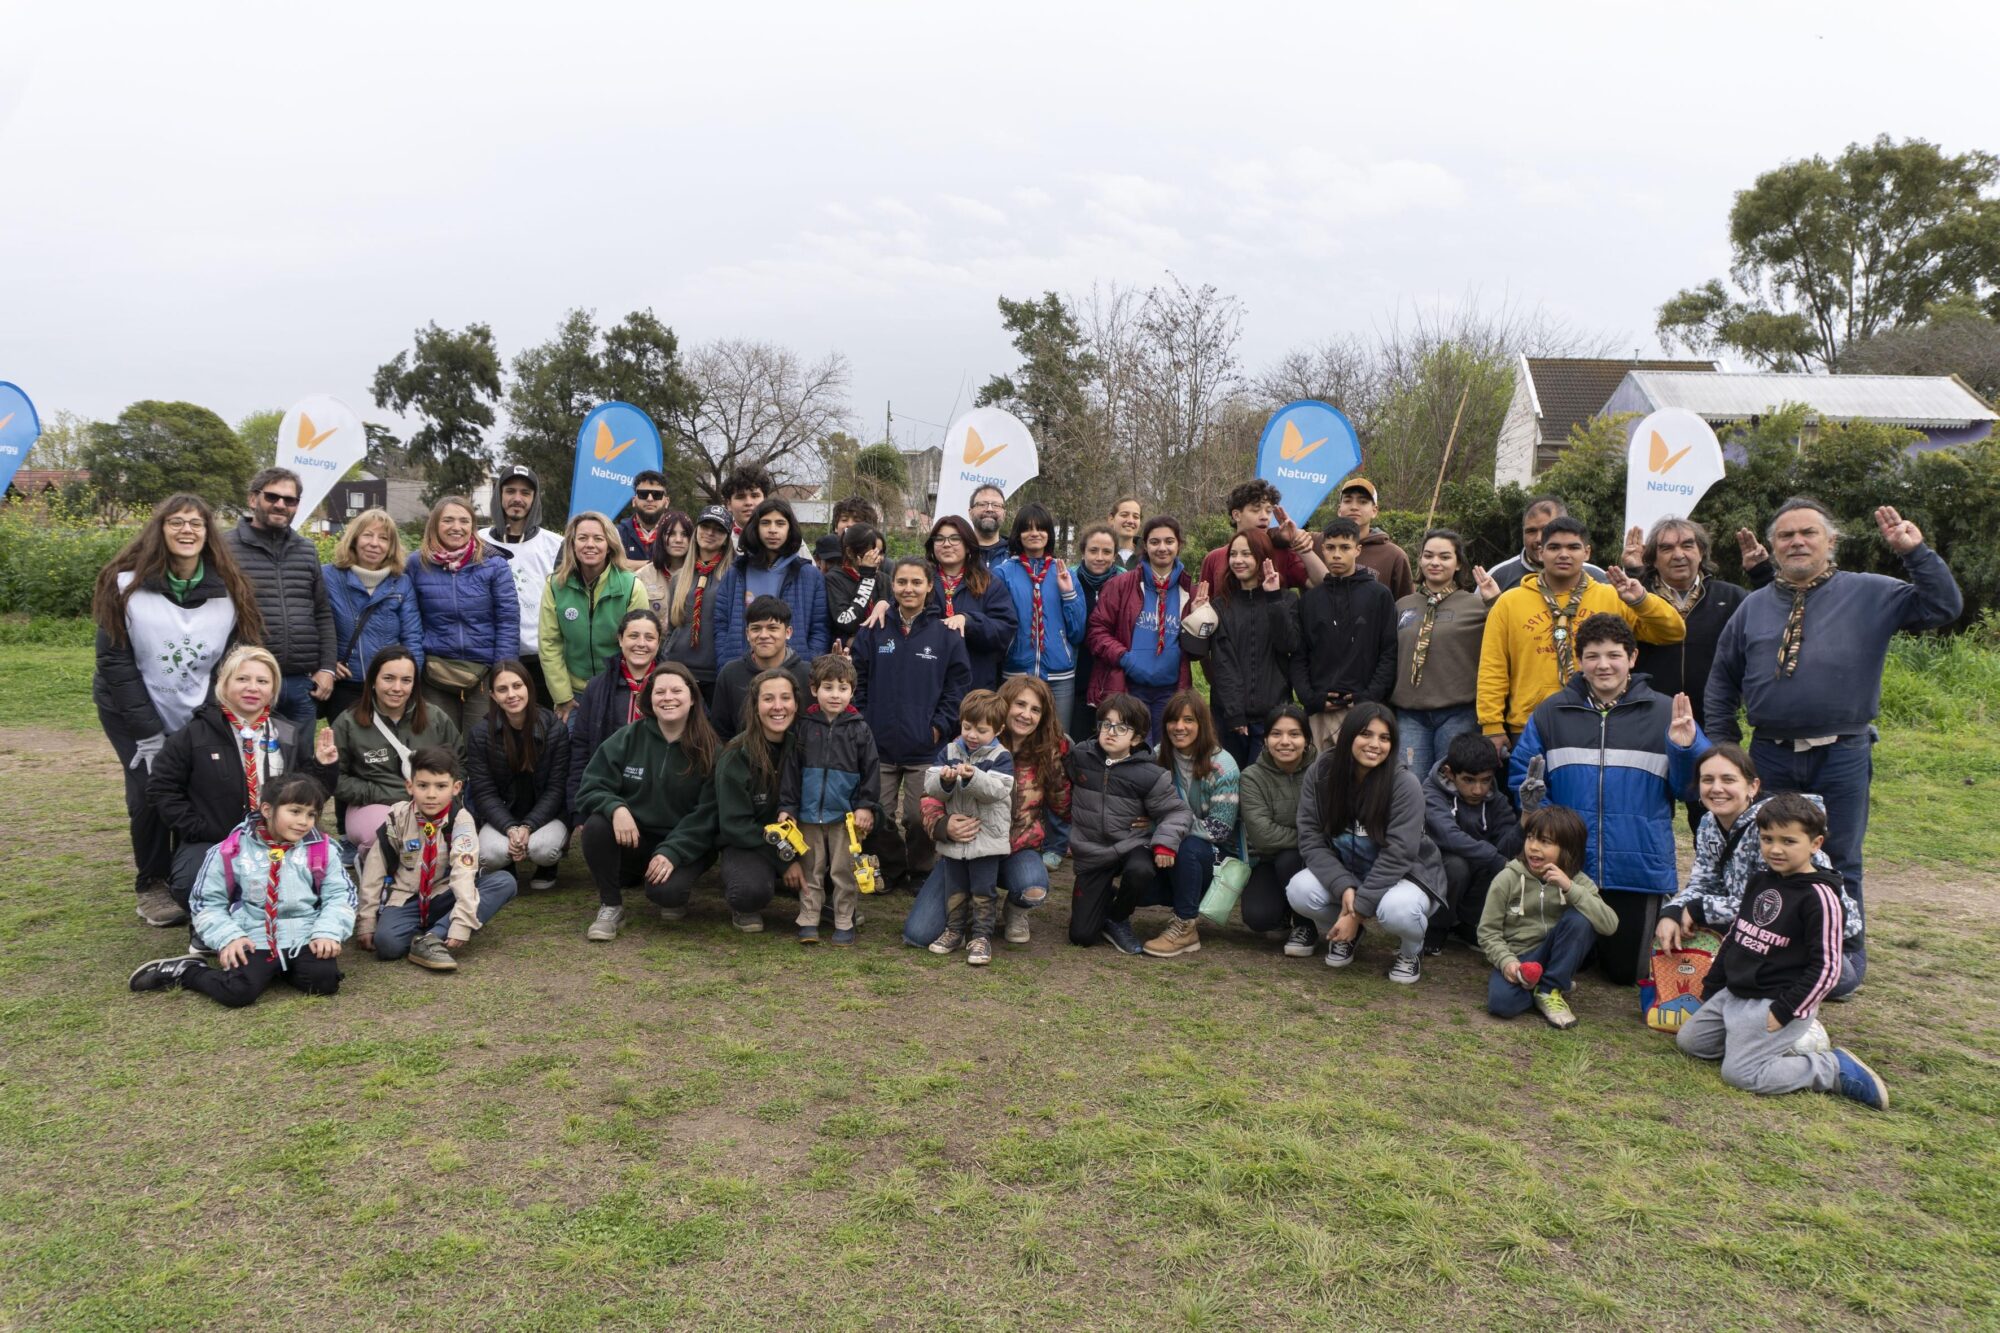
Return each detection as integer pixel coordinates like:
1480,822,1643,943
1493,358,1542,487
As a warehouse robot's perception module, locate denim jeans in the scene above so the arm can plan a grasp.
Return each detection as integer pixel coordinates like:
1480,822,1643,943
1750,732,1872,988
1486,906,1597,1017
1125,834,1215,920
275,674,320,736
1130,682,1177,747
1286,872,1432,960
901,847,1050,946
1398,703,1477,777
371,872,519,957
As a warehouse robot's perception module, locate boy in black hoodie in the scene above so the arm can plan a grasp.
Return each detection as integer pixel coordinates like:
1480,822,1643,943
1422,731,1525,950
1676,794,1888,1109
1290,518,1398,753
710,596,809,741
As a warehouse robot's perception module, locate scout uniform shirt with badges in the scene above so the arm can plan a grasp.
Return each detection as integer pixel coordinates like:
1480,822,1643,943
356,802,486,944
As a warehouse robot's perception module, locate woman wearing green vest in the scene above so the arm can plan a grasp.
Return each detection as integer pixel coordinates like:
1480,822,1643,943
539,511,652,722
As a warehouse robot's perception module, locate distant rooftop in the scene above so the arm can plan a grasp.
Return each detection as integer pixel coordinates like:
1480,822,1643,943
1521,356,1718,445
1623,371,1997,429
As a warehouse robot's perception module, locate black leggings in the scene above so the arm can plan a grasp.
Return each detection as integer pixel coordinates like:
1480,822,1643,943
180,951,342,1009
1068,847,1161,945
1242,849,1305,934
580,813,712,907
99,707,172,892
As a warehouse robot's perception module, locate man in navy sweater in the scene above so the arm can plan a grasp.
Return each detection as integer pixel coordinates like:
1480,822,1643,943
1704,499,1962,995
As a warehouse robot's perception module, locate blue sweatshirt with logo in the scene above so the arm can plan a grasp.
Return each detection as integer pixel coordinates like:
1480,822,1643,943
852,606,974,764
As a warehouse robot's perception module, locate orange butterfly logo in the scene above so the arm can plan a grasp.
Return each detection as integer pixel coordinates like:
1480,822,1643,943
1278,419,1326,462
0,412,13,434
960,430,1008,466
1649,430,1691,474
296,413,337,450
594,419,636,462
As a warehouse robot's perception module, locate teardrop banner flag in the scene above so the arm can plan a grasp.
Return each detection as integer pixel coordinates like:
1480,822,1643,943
934,406,1039,525
277,394,368,523
1255,399,1362,524
0,383,42,498
570,402,665,524
1621,407,1725,542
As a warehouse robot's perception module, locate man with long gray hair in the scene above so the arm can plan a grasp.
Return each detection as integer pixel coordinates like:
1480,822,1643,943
1704,498,1962,996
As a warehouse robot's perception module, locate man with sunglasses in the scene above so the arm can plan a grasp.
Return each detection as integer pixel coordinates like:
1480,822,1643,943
224,467,337,732
617,471,673,562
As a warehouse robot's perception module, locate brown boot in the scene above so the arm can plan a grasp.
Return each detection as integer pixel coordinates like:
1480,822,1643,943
1143,915,1202,958
928,893,969,954
967,896,998,967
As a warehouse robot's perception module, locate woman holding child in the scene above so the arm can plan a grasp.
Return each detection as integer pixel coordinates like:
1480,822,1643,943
1285,704,1447,985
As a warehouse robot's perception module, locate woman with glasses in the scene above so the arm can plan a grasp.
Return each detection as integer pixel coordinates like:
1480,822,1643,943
322,507,424,721
923,514,1017,691
93,494,265,928
993,503,1086,729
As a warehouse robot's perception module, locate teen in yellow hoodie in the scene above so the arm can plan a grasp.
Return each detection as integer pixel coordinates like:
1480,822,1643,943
1475,517,1682,741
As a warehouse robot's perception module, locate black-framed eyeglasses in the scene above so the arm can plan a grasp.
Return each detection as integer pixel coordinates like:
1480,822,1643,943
634,489,667,501
162,517,206,532
1097,720,1134,736
258,491,300,507
932,534,965,547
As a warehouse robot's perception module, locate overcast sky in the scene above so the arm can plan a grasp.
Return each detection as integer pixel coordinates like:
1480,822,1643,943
4,1,1994,464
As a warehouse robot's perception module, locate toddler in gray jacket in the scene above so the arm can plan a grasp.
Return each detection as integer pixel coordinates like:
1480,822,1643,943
923,690,1016,964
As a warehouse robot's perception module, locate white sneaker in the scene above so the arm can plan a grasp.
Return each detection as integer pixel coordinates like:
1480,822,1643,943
1792,1018,1832,1055
1003,902,1031,945
586,906,625,941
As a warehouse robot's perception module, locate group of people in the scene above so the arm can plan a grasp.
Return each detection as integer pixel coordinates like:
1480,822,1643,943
99,462,1961,1112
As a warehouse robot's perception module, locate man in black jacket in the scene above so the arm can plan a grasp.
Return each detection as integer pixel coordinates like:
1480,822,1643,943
1289,519,1397,751
224,468,337,731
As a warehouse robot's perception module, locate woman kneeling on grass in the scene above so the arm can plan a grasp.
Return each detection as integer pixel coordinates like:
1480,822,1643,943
1285,703,1447,985
130,773,355,1007
1143,690,1241,958
906,675,1072,953
574,663,720,942
466,660,570,893
1238,704,1316,955
705,669,810,936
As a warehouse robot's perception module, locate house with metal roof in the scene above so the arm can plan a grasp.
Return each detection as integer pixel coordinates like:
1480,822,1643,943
1601,371,1997,451
1495,355,1718,484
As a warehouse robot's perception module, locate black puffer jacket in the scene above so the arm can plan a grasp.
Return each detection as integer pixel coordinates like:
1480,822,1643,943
1180,588,1298,731
1063,739,1193,870
148,702,328,844
91,564,240,737
1289,570,1398,715
466,706,570,831
566,660,654,816
224,518,336,676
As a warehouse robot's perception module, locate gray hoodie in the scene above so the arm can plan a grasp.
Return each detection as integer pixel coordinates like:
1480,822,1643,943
1296,757,1445,915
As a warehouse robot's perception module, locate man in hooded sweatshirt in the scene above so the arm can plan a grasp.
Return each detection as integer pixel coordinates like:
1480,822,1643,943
1335,478,1412,599
485,464,565,704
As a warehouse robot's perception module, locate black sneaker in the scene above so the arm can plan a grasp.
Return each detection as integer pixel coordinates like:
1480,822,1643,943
129,954,204,992
1282,923,1317,957
1100,919,1144,955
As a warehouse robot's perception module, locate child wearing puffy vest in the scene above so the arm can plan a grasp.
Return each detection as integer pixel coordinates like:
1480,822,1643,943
129,773,354,1007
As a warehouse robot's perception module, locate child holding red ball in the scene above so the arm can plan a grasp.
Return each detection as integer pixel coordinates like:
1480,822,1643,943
1477,805,1617,1029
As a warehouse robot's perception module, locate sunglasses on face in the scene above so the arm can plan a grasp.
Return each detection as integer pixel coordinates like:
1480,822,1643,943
634,489,666,500
258,491,300,507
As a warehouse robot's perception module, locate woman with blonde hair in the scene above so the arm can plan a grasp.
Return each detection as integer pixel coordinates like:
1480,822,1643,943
323,508,424,720
149,644,331,921
538,511,651,722
405,496,517,731
93,493,264,927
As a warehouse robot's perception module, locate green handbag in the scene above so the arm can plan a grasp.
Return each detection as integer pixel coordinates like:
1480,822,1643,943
1198,856,1253,929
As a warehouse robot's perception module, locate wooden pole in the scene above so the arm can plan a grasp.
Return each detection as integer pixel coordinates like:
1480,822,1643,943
1426,384,1472,529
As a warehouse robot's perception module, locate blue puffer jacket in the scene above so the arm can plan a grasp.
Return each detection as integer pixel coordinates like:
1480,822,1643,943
1508,673,1703,895
190,817,356,963
993,555,1087,678
405,546,520,667
324,564,426,679
714,553,829,666
852,605,973,764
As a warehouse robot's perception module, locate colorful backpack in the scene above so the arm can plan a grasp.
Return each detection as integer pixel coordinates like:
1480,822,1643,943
214,825,332,906
1641,927,1723,1032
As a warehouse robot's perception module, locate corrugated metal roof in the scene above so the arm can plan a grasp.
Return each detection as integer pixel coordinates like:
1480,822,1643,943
1627,371,1997,427
1524,357,1716,447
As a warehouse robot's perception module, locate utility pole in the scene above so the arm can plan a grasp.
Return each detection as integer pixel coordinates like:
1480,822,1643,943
885,400,892,448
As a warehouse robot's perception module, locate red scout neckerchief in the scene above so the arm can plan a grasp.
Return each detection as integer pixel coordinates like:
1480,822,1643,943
688,551,724,646
620,659,656,725
939,570,962,618
415,803,452,931
1151,567,1175,657
630,515,662,550
220,704,271,811
1026,558,1049,658
261,833,290,961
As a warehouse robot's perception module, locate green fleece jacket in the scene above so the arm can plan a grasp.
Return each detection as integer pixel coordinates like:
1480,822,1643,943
1238,750,1307,860
707,731,801,871
1476,859,1617,972
332,706,462,809
573,720,716,863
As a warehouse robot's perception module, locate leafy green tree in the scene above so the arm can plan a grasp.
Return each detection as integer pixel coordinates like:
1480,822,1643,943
1658,136,2000,370
977,292,1105,530
1841,295,2000,400
237,409,283,472
598,309,701,504
372,322,504,502
24,409,93,470
852,440,908,524
80,400,256,513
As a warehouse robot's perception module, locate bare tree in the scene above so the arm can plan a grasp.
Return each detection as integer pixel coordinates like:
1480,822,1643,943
1254,336,1383,438
1132,274,1245,515
1077,282,1146,508
675,339,851,500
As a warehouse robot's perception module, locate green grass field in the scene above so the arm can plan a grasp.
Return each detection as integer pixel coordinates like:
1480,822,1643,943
3,634,1996,1330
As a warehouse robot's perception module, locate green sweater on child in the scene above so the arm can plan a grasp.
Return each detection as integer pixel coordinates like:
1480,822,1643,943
1476,859,1617,972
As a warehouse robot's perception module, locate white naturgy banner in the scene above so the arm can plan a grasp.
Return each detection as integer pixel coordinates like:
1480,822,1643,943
277,394,368,523
933,407,1040,523
1622,407,1725,542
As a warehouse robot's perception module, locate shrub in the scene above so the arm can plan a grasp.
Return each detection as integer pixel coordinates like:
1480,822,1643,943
0,498,133,619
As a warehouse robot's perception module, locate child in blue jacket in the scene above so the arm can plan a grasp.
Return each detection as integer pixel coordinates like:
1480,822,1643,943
779,654,881,945
130,773,355,1007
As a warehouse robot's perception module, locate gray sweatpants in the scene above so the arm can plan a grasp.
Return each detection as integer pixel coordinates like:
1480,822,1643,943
1286,872,1432,961
1675,987,1838,1096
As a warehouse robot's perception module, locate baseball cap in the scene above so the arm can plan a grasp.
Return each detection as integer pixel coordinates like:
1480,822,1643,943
813,533,843,562
1339,476,1379,502
497,464,538,489
697,505,732,529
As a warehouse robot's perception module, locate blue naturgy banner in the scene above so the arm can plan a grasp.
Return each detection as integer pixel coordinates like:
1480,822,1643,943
568,402,664,524
0,383,43,498
1254,399,1361,523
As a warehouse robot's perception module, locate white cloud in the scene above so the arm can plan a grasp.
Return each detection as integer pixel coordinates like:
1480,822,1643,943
942,194,1009,226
